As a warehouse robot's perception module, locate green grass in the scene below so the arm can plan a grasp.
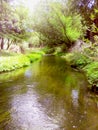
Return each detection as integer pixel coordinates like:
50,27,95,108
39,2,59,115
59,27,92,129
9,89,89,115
0,55,30,72
0,51,43,72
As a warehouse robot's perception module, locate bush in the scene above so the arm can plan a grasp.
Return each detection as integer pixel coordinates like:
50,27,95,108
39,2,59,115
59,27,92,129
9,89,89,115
83,62,98,86
41,47,55,54
64,52,92,68
33,2,85,49
26,52,42,63
54,47,63,56
0,51,43,72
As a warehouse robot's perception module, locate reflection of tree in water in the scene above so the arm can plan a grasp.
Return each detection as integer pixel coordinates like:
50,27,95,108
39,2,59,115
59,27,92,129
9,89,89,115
0,67,27,83
33,56,90,129
84,93,98,130
0,68,29,129
1,56,98,130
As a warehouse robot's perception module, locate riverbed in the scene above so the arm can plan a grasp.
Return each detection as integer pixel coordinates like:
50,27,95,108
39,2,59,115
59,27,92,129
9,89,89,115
0,56,98,130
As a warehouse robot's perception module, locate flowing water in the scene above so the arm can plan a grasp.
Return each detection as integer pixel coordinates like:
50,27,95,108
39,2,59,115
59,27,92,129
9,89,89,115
0,56,98,130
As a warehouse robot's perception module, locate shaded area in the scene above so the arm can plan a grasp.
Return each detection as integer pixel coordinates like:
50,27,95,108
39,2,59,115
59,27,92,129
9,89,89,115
0,56,98,130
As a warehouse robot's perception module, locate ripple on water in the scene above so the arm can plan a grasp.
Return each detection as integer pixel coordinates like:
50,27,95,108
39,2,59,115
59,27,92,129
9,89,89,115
0,56,98,130
9,89,59,130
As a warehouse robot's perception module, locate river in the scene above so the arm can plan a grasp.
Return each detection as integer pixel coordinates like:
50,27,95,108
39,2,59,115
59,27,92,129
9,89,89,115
0,56,98,130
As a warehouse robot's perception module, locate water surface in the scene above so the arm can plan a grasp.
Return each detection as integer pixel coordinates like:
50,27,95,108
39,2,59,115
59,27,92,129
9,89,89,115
0,56,98,130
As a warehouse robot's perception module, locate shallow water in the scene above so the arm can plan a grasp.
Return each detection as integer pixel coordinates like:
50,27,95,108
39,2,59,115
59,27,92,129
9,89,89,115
0,56,98,130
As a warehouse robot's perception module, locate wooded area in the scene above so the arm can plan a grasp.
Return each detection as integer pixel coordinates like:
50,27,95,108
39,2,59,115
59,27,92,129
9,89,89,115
0,0,98,51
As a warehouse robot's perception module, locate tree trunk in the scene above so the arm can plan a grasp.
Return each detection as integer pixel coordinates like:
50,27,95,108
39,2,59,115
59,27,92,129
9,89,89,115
20,46,24,53
1,38,4,49
6,39,13,50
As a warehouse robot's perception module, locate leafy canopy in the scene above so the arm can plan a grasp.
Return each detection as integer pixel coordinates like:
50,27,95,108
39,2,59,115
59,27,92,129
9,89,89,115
33,1,85,50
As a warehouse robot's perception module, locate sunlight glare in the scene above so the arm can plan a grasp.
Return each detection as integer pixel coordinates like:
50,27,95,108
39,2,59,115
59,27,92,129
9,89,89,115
11,0,41,13
23,0,40,12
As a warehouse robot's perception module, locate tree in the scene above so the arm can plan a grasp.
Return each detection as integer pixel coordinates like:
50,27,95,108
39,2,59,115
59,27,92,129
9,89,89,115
32,1,85,51
68,0,97,20
0,1,33,50
65,0,98,41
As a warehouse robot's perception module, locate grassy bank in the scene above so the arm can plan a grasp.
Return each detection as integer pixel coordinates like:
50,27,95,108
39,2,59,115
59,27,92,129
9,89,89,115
0,51,44,73
63,52,98,89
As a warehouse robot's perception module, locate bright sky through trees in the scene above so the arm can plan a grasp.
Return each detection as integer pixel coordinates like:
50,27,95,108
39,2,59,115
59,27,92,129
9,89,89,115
10,0,41,13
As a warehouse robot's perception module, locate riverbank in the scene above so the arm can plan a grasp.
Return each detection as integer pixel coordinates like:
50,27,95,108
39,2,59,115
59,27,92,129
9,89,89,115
41,45,98,90
63,52,98,90
0,51,44,73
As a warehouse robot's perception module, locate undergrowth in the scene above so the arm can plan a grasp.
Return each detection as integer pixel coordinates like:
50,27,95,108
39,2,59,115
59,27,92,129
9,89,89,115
64,52,98,87
0,51,43,72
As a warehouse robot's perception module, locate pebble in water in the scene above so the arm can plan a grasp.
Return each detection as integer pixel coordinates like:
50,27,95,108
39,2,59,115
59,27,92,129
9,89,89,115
73,126,77,128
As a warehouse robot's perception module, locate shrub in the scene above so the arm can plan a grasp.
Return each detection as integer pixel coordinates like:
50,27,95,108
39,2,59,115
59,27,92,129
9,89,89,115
83,62,98,86
64,52,92,68
33,2,85,50
26,52,42,63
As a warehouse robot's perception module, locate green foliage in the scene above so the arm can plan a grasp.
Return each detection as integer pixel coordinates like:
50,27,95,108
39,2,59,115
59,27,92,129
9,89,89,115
0,55,30,72
65,14,83,41
83,46,98,57
0,1,34,49
64,49,98,87
64,52,92,68
54,46,67,56
26,52,43,63
0,51,43,72
82,37,98,58
63,53,74,62
83,62,98,86
69,0,98,23
64,52,98,87
33,2,85,50
41,47,55,54
54,47,63,55
27,32,41,47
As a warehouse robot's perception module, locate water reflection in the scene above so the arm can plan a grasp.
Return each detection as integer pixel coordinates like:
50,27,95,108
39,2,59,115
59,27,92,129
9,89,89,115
10,87,58,130
0,56,98,130
71,90,79,108
25,69,33,78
